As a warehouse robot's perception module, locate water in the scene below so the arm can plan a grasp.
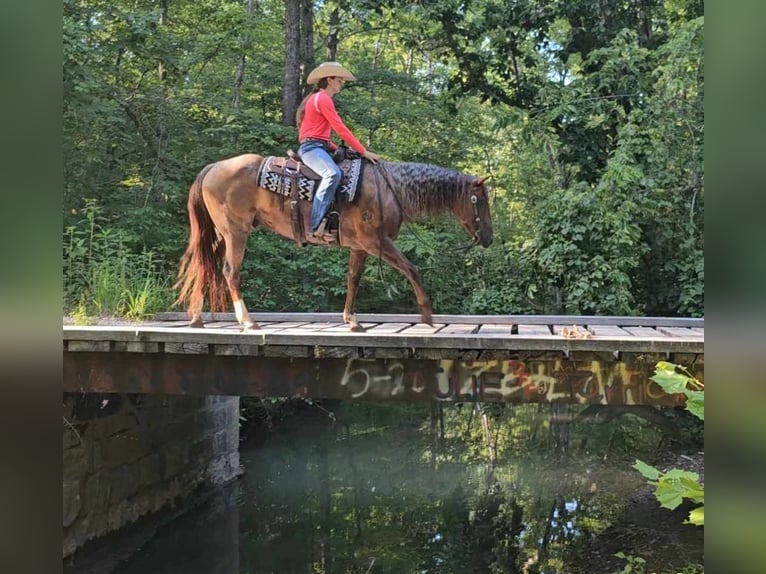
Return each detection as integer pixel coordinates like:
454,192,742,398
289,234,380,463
74,402,704,573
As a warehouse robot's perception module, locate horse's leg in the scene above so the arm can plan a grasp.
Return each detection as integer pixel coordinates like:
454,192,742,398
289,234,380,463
376,238,434,326
343,249,369,332
222,231,259,330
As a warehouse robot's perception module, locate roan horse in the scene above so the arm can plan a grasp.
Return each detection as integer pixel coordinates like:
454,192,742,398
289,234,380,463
175,153,493,331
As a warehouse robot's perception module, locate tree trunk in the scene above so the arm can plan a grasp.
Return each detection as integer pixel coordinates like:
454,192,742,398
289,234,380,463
282,0,301,126
326,5,339,61
233,0,256,114
299,0,315,91
158,0,168,82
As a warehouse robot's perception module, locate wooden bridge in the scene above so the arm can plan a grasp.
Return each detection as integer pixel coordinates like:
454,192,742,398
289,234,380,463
63,313,703,406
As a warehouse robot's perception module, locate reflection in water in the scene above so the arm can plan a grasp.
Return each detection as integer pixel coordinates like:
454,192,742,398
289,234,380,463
114,483,241,574
107,403,701,573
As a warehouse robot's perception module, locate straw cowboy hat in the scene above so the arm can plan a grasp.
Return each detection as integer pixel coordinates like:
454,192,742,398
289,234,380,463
306,62,356,84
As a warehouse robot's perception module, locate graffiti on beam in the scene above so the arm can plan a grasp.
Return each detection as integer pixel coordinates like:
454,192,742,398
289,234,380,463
337,359,699,405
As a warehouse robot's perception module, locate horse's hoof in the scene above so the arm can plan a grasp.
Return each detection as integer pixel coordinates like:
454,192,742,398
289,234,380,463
350,324,366,333
242,322,260,331
189,320,204,328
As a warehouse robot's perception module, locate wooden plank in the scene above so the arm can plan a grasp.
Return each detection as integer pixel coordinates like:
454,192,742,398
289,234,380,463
262,345,311,357
362,322,413,334
516,324,552,336
213,344,260,356
258,321,314,332
152,311,704,328
691,328,705,335
369,347,412,359
398,323,445,335
317,323,370,333
622,326,669,338
270,322,344,334
314,346,360,358
477,324,512,336
587,325,632,337
165,342,210,354
113,341,160,353
68,340,111,352
139,320,193,329
62,325,704,354
656,326,705,338
438,323,479,335
201,321,243,330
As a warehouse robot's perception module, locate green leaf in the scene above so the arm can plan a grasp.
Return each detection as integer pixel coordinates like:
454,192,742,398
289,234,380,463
633,459,660,480
651,367,690,394
686,505,704,526
684,390,705,420
663,468,699,482
654,482,685,509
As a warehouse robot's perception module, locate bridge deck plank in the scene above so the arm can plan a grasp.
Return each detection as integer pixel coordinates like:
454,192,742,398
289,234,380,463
517,324,552,336
201,321,242,329
258,321,314,332
656,326,704,338
63,313,704,355
399,323,446,335
363,322,413,334
622,326,669,337
316,323,372,333
477,324,512,336
588,325,633,337
151,312,704,328
438,324,479,335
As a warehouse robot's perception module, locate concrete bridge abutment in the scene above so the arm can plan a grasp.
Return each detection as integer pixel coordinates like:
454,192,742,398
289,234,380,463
62,393,241,558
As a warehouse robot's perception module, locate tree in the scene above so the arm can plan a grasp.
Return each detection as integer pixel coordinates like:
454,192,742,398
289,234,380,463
282,0,302,125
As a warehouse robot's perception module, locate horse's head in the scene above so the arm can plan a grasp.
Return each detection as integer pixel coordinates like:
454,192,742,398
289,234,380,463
455,176,494,247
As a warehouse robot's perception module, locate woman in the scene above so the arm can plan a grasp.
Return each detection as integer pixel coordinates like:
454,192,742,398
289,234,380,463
296,62,381,242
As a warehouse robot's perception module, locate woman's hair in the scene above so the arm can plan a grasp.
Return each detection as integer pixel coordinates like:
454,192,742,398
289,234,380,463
295,78,331,127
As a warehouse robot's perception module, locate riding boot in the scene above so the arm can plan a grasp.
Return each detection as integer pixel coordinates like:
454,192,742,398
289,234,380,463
314,218,329,235
306,217,337,244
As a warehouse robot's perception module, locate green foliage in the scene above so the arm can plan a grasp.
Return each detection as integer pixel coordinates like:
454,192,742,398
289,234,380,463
613,552,646,574
634,362,704,526
613,552,703,574
64,200,174,318
651,361,705,421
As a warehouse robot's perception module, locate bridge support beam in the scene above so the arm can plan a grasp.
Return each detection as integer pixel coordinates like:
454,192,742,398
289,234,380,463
64,352,703,406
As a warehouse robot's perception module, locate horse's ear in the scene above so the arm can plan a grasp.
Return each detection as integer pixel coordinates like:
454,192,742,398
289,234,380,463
473,176,490,187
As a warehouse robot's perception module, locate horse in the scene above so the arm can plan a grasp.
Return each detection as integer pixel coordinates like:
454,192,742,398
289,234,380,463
175,153,493,331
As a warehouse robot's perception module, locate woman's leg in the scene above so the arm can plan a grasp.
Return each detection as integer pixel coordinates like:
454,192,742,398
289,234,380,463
299,144,342,232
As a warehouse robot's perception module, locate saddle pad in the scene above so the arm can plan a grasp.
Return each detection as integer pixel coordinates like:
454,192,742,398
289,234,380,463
257,156,363,202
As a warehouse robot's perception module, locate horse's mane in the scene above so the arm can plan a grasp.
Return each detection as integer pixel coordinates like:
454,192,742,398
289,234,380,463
381,162,474,221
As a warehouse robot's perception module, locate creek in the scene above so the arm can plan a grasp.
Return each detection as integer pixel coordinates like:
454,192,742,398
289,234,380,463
70,401,704,573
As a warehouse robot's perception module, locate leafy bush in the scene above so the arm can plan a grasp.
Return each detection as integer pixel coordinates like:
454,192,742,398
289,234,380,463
634,362,704,526
63,200,174,319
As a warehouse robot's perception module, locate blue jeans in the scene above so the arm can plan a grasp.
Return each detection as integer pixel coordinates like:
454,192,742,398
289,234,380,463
299,141,342,232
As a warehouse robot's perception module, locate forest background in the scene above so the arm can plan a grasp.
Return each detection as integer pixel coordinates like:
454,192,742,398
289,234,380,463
62,0,704,320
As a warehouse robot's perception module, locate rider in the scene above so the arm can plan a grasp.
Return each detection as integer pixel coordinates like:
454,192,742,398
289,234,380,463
296,62,381,242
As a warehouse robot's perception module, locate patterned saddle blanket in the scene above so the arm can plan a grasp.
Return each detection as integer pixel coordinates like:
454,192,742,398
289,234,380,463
256,156,364,203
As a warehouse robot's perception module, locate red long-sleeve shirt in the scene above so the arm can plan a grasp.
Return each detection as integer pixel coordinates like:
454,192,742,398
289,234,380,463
298,91,367,155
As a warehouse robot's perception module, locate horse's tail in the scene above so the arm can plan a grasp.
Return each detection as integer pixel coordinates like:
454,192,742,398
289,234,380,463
174,164,228,315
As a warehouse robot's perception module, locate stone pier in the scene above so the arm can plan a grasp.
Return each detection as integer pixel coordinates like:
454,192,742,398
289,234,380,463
63,393,241,558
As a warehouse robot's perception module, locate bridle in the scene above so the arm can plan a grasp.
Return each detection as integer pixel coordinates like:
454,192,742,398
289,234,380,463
470,192,487,245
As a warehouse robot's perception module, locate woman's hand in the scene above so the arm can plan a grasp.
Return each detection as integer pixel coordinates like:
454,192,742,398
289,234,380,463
363,150,381,164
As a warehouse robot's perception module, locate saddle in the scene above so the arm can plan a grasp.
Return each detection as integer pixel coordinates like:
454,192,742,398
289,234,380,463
256,148,364,246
